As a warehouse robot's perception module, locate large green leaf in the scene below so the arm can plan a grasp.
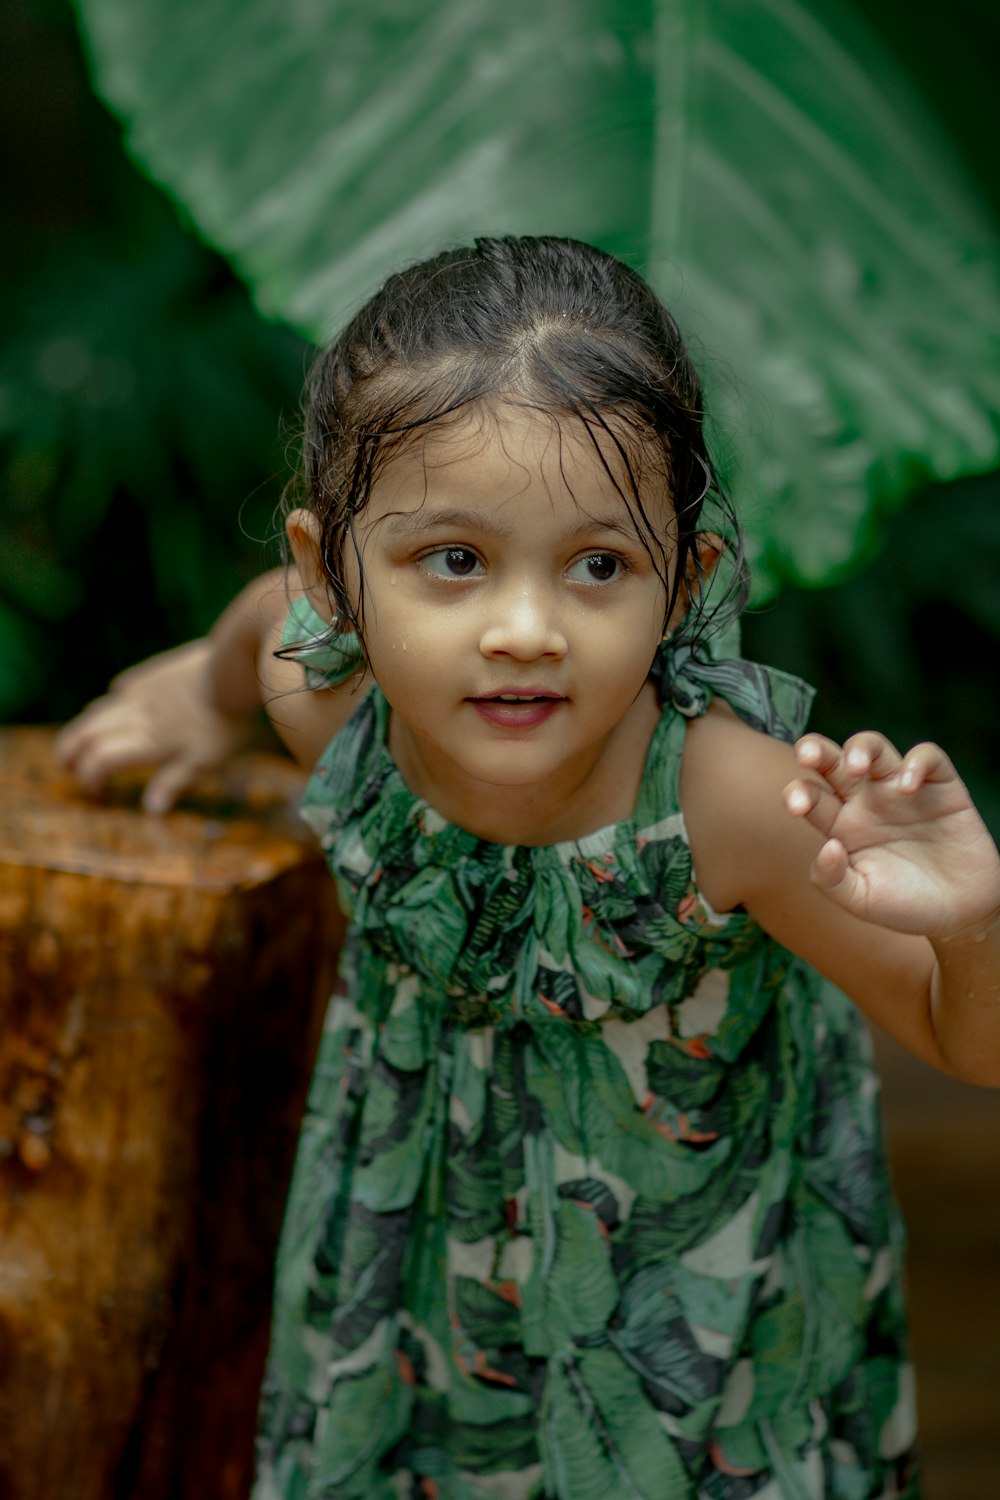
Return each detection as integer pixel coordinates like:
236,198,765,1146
73,0,1000,594
650,0,1000,590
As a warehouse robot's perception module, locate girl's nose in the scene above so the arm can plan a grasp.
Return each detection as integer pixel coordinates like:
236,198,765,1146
478,585,568,662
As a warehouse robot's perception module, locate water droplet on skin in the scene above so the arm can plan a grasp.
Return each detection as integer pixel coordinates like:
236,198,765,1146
402,642,407,652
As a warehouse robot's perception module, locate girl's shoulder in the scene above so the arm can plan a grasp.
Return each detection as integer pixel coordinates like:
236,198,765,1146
260,609,377,774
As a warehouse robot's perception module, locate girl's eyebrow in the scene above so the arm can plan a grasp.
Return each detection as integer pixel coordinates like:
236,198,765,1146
383,507,641,542
384,507,509,538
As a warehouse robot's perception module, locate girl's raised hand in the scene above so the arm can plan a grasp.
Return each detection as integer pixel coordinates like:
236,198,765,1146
784,732,1000,939
55,640,262,815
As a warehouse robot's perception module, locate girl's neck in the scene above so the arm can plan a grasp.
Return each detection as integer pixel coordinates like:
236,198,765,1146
386,680,663,846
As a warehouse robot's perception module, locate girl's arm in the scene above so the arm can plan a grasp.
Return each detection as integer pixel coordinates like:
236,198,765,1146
681,709,1000,1085
56,569,367,812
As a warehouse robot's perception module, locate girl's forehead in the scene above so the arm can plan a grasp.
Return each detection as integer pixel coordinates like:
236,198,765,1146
367,403,670,522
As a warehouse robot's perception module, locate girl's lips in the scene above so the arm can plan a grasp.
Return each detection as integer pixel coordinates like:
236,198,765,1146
469,695,566,729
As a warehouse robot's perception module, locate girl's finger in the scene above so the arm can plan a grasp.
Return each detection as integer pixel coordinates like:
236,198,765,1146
56,695,152,766
54,700,118,766
143,759,198,815
794,734,843,776
793,735,859,798
783,777,844,838
841,731,903,780
898,741,958,793
73,731,161,792
810,836,852,894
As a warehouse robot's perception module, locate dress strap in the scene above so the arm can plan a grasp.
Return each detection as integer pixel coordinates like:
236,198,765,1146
280,596,365,689
651,627,814,745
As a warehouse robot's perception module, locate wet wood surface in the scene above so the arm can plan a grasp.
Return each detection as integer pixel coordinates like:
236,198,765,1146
0,728,343,1500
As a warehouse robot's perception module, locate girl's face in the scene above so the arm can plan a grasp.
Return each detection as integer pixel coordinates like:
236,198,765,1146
292,405,677,840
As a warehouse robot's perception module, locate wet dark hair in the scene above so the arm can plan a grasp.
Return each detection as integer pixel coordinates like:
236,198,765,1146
288,234,747,650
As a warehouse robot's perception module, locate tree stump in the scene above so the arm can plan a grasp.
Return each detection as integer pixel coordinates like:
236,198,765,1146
0,728,344,1500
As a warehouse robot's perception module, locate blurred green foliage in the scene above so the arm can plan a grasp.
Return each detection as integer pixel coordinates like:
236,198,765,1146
0,0,308,723
0,0,997,843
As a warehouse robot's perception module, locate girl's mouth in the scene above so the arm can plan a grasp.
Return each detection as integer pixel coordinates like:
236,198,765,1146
469,692,566,729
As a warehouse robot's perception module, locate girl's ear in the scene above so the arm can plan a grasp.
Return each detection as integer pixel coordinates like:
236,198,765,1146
286,508,338,623
691,532,723,594
667,532,723,632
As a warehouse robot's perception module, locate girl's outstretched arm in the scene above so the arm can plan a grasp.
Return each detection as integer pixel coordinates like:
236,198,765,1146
681,710,1000,1085
56,569,366,812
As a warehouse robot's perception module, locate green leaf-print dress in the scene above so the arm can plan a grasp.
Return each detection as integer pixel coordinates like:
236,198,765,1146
253,622,919,1500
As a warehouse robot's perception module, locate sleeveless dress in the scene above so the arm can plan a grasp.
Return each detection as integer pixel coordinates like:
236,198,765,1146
253,611,920,1500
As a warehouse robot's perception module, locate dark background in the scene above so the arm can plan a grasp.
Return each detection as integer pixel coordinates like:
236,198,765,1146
3,0,998,832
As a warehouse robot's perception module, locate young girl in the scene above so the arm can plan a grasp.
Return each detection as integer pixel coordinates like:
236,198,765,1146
58,236,1000,1500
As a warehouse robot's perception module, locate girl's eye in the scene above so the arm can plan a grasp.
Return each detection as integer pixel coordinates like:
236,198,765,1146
567,553,625,584
419,546,483,579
